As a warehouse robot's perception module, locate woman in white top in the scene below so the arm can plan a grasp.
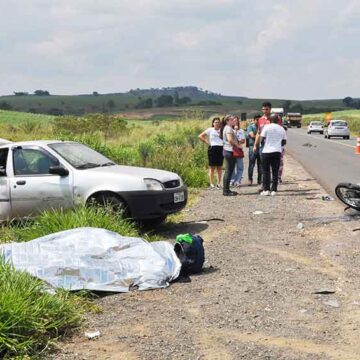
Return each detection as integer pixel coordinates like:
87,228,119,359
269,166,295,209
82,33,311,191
230,116,246,187
198,117,224,189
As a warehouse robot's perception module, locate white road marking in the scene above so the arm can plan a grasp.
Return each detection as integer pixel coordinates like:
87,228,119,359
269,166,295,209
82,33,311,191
290,131,355,149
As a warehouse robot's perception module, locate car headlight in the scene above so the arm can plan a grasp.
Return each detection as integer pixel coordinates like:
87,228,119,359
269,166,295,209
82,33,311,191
144,178,164,191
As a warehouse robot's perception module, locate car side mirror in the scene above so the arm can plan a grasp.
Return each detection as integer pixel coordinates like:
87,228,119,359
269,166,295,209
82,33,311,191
49,165,69,177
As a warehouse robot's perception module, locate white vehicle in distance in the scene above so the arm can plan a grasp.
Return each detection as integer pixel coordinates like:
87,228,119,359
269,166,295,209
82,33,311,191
0,140,187,224
324,120,350,140
307,121,324,134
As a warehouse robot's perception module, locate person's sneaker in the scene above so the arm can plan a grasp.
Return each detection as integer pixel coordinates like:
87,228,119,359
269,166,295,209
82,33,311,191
271,191,276,196
216,184,222,190
248,180,253,186
258,187,264,193
260,190,270,196
209,184,215,190
234,182,241,187
223,190,237,196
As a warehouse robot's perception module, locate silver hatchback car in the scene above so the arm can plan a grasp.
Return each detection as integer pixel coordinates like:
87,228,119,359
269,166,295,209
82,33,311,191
0,140,187,222
324,120,350,139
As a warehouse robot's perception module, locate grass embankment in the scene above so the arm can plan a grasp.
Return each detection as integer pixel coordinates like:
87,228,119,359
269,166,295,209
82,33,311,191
303,109,360,134
0,206,147,359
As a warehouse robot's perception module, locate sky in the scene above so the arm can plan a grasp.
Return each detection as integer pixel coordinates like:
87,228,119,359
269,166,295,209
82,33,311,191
1,0,360,100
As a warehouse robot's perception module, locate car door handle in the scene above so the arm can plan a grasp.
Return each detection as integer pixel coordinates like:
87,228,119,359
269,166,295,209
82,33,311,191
16,180,26,185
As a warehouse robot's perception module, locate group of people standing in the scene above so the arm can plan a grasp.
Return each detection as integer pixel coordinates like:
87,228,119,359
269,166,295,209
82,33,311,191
198,102,287,197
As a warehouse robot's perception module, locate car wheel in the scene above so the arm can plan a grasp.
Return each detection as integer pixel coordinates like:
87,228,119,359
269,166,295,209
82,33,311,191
89,193,129,218
328,135,331,139
320,131,323,135
324,133,327,138
307,131,311,134
347,136,350,140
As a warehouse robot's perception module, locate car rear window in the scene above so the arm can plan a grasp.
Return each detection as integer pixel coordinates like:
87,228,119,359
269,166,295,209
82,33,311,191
332,121,347,126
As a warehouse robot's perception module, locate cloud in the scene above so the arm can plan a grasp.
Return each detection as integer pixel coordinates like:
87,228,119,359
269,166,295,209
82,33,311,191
0,1,359,98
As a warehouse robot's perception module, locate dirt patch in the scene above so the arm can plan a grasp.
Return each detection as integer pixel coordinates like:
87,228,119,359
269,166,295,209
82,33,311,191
52,155,360,360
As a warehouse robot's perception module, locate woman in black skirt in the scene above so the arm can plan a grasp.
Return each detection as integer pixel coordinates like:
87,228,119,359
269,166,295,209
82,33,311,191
198,117,224,189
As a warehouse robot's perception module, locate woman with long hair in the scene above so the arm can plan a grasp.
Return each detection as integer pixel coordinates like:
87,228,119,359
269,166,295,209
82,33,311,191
198,117,223,189
220,115,239,196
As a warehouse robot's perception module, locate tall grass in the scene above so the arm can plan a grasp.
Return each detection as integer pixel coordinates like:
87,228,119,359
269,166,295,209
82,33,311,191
6,205,144,243
0,262,85,358
0,205,150,358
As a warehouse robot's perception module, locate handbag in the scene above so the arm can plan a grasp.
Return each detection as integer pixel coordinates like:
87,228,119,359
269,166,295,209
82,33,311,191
233,147,244,158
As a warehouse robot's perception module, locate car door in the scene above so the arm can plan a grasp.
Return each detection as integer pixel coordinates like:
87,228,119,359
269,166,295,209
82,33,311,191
0,147,11,220
9,145,74,218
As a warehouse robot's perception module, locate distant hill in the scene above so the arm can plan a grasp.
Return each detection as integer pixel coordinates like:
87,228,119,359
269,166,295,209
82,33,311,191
0,86,350,117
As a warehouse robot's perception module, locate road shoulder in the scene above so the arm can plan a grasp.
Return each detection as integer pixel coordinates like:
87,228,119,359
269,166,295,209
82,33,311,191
55,155,360,360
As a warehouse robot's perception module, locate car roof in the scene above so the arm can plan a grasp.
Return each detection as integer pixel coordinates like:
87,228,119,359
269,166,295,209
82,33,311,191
0,140,76,149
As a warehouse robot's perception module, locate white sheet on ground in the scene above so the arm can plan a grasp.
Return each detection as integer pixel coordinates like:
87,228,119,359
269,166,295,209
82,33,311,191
0,227,181,292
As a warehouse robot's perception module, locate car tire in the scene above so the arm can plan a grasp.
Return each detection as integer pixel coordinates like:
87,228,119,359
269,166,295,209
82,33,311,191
324,133,327,138
307,131,311,134
320,131,324,135
347,136,350,140
88,193,129,218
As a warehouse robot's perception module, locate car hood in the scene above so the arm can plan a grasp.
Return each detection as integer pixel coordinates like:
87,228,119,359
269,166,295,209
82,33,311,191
84,165,180,183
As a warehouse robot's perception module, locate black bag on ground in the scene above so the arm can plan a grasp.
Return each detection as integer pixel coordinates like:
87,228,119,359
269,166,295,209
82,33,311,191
174,235,205,276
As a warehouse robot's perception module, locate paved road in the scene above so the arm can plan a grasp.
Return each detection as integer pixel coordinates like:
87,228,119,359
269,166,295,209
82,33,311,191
286,128,359,195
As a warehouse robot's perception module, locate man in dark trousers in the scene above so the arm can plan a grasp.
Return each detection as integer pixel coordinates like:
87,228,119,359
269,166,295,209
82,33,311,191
247,114,262,186
259,114,287,196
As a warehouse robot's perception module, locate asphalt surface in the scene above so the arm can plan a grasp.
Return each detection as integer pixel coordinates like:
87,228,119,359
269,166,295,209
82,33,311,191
286,128,360,196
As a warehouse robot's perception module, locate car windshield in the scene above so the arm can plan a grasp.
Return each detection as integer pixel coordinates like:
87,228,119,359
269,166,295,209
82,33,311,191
311,122,322,125
48,142,115,169
332,121,347,126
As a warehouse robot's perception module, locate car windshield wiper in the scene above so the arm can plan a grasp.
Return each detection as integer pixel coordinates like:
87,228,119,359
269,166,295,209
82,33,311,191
76,162,100,169
101,162,116,167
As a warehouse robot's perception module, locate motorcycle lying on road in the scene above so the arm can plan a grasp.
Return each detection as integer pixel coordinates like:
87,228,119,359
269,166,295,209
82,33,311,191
335,183,360,211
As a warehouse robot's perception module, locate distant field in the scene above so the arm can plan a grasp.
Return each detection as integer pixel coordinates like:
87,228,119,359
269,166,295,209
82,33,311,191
303,109,360,133
0,110,55,124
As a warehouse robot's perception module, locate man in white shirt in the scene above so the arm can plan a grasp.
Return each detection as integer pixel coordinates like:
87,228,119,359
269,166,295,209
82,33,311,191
259,114,287,196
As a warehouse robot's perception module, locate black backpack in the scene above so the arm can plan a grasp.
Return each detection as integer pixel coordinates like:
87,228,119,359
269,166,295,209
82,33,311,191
174,235,205,276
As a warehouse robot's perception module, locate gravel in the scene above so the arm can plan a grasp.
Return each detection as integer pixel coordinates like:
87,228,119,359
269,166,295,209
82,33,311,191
51,155,360,360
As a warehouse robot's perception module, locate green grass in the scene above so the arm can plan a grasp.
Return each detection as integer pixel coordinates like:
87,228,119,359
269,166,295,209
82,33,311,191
0,261,87,359
0,110,55,125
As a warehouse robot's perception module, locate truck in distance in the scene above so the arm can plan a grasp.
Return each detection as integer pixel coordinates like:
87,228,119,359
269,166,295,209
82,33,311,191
286,113,302,128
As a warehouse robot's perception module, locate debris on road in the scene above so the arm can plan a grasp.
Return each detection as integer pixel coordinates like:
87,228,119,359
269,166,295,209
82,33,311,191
322,195,334,201
85,331,101,340
297,222,305,230
302,142,317,148
313,289,336,295
253,211,264,215
323,299,340,308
